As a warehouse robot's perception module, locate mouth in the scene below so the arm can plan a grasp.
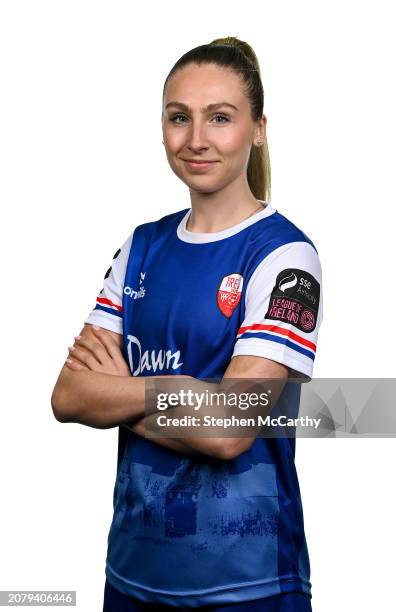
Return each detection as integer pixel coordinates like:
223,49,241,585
182,159,219,170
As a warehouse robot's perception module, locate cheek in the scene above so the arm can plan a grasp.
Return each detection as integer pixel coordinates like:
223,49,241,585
163,127,184,152
162,123,253,164
218,126,252,156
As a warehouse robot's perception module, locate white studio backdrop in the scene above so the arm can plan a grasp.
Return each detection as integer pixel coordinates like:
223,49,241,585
1,1,395,610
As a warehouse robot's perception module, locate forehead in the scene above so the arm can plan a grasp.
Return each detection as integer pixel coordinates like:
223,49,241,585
164,63,247,109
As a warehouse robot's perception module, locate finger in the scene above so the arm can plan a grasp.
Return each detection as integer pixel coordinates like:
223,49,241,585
67,346,97,369
65,358,88,371
68,345,102,370
72,336,110,365
90,326,123,360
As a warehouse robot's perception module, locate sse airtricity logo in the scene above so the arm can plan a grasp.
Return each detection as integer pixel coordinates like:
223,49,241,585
278,272,298,292
265,267,320,332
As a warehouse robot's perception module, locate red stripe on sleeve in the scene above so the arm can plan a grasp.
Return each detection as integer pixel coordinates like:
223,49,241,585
96,297,124,312
237,323,316,352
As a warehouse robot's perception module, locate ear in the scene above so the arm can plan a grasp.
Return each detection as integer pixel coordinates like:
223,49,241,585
254,115,267,146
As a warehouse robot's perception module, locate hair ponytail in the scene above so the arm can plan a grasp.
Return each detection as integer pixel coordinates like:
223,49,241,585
162,35,271,203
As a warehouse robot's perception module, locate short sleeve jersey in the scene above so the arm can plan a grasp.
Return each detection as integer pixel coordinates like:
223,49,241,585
85,201,323,607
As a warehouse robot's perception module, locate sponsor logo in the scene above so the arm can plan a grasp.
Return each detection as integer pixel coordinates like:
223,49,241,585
217,273,244,318
265,268,320,332
124,286,146,299
126,334,183,376
278,272,298,292
124,271,147,300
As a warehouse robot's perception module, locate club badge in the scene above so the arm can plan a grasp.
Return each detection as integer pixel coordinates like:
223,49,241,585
217,273,244,318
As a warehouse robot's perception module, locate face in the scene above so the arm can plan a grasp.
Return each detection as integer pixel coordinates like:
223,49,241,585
162,63,266,194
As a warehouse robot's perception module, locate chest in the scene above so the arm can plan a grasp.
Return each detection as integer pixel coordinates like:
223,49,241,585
121,235,251,377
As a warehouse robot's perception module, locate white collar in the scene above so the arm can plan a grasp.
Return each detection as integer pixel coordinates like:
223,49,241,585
176,200,276,244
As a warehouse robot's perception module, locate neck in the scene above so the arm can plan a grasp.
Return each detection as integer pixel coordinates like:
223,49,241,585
187,180,265,234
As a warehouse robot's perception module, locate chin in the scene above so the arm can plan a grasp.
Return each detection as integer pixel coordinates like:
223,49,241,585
184,179,221,194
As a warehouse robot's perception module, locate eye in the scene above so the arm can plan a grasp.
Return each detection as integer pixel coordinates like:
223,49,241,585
169,113,230,124
170,113,188,124
212,114,230,123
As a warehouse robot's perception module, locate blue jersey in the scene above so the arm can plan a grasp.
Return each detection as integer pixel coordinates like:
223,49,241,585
85,201,323,607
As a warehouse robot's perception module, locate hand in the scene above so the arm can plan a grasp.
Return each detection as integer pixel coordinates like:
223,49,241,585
66,327,131,376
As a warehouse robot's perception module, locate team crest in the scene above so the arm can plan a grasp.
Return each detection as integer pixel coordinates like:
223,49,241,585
217,273,244,318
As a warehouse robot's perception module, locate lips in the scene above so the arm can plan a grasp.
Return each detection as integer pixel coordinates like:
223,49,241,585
182,159,219,172
183,159,218,164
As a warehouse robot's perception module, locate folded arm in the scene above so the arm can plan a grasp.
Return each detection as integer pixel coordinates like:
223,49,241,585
51,324,288,459
50,325,189,429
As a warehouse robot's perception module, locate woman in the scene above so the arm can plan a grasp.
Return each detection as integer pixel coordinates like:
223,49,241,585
51,36,323,611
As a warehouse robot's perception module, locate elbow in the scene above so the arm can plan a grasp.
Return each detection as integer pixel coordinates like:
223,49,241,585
215,437,255,461
51,385,74,423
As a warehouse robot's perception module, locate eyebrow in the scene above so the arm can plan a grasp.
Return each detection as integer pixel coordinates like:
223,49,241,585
165,101,238,112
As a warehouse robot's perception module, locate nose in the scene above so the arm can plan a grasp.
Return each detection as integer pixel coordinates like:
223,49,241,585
186,119,210,152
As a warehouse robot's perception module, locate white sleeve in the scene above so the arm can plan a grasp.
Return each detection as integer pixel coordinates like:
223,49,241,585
231,241,323,382
83,233,132,335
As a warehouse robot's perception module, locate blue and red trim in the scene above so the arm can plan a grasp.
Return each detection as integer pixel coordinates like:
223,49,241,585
236,323,316,360
94,296,123,319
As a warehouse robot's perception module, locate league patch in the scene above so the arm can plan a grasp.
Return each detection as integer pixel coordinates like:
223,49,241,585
217,273,244,318
265,268,320,332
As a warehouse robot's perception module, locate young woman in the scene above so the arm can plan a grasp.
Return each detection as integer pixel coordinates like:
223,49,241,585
51,36,323,611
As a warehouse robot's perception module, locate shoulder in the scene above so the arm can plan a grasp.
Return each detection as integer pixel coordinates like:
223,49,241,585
133,209,188,236
244,206,322,292
252,206,319,254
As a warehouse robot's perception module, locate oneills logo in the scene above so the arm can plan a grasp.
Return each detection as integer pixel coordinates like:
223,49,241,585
217,273,244,318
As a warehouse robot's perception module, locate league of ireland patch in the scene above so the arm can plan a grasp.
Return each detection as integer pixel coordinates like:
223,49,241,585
265,268,320,332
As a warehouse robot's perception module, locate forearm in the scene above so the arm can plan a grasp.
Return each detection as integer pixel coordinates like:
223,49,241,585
52,366,152,428
128,379,240,459
135,413,232,459
130,374,286,459
122,423,204,457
